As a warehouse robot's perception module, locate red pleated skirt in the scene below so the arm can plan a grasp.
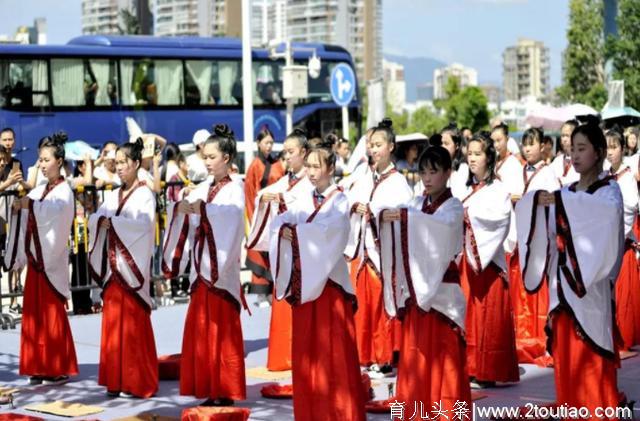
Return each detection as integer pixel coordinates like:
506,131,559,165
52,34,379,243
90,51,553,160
267,295,292,371
98,281,158,398
508,250,551,366
292,282,366,421
180,282,246,400
19,265,78,377
353,261,394,366
615,243,640,350
551,310,620,419
463,258,520,383
396,304,471,412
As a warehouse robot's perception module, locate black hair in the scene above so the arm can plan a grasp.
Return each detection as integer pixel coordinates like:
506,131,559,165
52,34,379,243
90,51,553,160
605,126,624,150
440,123,464,171
284,127,309,150
428,133,442,147
101,140,117,153
39,131,68,163
256,125,274,144
418,145,452,173
491,122,509,138
571,115,607,164
117,138,144,164
0,127,15,138
466,131,497,186
0,145,9,158
370,118,395,145
521,127,544,147
562,119,579,132
306,132,337,170
164,142,182,162
205,123,237,163
542,135,554,145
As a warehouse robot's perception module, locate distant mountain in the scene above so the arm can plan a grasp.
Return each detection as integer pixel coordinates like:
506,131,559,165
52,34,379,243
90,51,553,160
384,54,446,102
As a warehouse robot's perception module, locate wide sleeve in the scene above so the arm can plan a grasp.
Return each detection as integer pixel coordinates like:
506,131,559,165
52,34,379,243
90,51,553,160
197,185,245,283
161,203,191,279
465,185,511,272
617,174,639,239
246,180,283,251
515,191,551,293
269,208,297,300
555,185,624,295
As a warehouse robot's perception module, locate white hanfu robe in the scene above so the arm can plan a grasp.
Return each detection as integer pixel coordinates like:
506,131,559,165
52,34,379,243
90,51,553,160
516,175,624,354
379,191,466,328
162,175,245,306
89,183,156,307
551,153,580,186
246,170,314,252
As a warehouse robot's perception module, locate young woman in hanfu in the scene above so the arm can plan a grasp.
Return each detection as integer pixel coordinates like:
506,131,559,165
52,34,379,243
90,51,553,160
9,132,78,385
516,120,625,416
344,118,413,377
164,124,246,406
379,146,471,413
247,128,314,371
270,138,366,421
459,132,519,388
510,128,559,365
88,138,158,398
605,128,640,351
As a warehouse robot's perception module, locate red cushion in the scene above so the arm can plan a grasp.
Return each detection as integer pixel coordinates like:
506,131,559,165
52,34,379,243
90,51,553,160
158,354,181,381
0,414,45,421
260,383,293,399
181,407,250,421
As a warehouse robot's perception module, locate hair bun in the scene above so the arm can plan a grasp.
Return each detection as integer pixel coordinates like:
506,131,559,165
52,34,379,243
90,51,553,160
378,118,393,130
213,124,234,139
316,133,338,150
52,131,68,145
578,114,601,127
291,127,308,138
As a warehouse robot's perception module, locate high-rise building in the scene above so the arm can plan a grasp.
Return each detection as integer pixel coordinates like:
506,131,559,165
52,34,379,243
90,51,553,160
154,0,241,37
286,0,382,82
383,59,406,114
433,63,478,100
502,38,550,101
251,0,287,46
82,0,152,35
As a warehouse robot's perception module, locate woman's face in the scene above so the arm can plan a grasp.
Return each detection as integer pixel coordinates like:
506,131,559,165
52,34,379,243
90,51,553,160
606,138,623,169
305,151,332,191
627,134,638,152
283,138,305,174
258,135,274,156
39,147,61,182
571,133,601,174
115,150,139,185
203,142,230,178
407,144,419,161
370,132,394,170
560,124,574,155
441,132,457,159
467,141,488,179
523,141,543,165
420,164,450,196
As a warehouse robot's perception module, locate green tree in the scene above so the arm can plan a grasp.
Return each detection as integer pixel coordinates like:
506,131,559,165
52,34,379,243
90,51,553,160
557,0,606,109
447,86,490,132
408,107,446,136
119,9,141,35
608,0,640,110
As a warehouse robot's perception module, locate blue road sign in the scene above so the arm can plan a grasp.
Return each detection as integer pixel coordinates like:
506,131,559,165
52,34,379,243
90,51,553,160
330,63,356,107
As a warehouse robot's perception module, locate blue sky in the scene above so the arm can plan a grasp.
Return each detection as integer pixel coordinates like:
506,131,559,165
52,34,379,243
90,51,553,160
0,0,568,87
383,0,568,87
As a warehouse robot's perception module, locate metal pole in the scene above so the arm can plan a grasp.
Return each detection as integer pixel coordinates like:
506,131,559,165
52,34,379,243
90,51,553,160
241,0,254,171
285,41,294,135
342,106,350,140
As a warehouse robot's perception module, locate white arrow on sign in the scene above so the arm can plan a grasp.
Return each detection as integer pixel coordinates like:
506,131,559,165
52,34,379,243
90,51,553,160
336,68,353,100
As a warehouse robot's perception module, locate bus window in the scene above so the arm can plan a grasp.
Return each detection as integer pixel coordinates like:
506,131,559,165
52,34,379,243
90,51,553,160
253,61,283,106
121,59,184,106
184,59,241,106
51,59,86,106
300,61,338,104
85,59,119,106
0,59,50,108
